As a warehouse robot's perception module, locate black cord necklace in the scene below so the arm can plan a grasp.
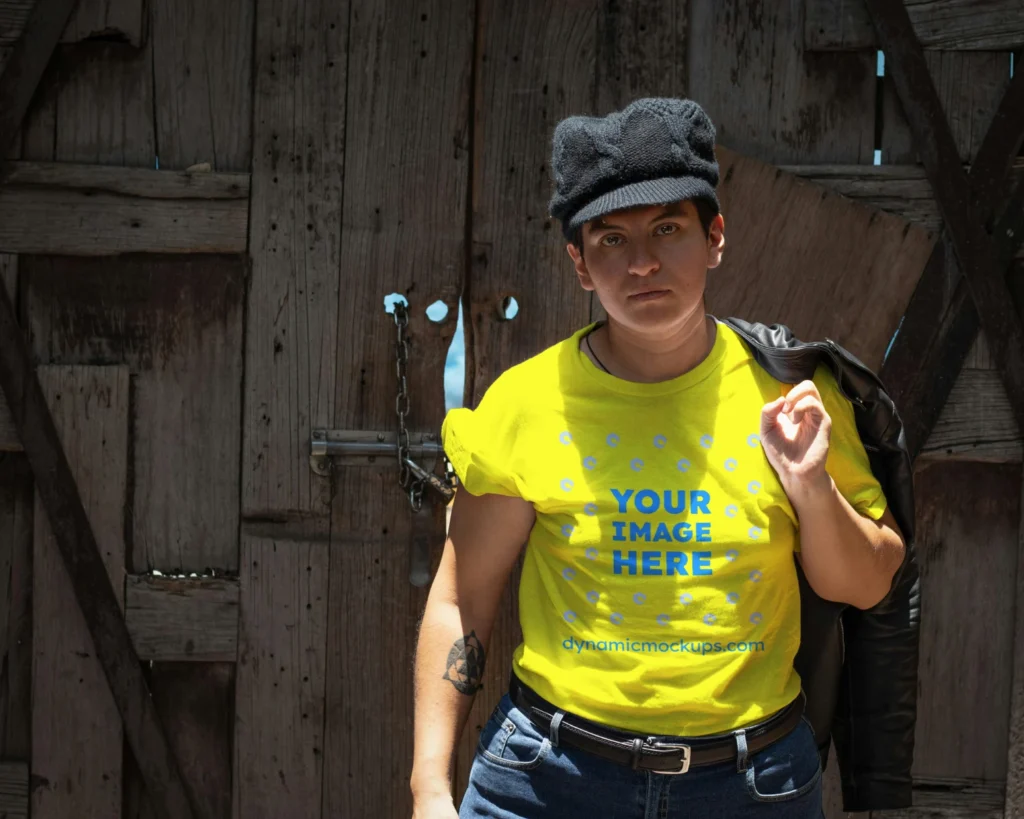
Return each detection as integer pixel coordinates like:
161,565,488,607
585,332,611,374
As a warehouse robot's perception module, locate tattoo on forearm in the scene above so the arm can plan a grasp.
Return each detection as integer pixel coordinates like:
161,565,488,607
442,630,486,695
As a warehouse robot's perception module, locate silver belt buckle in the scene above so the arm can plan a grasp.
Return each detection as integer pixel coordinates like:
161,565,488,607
650,741,691,775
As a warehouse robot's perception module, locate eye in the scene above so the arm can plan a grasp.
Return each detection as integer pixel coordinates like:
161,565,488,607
655,223,679,235
601,234,624,247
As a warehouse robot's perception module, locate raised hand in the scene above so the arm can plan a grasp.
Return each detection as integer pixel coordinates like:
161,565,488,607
759,380,832,499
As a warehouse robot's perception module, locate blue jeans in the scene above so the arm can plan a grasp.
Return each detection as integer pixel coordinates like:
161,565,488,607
459,694,823,819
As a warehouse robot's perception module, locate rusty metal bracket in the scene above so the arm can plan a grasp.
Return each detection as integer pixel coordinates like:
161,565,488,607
867,0,1024,446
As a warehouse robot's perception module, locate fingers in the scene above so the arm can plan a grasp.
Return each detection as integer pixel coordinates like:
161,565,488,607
760,396,787,433
782,380,821,409
787,394,828,426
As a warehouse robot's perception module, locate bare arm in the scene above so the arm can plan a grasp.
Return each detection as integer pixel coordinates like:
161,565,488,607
760,379,906,611
792,478,905,610
409,487,535,806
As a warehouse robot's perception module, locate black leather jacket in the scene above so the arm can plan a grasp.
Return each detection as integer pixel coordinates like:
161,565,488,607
722,317,920,812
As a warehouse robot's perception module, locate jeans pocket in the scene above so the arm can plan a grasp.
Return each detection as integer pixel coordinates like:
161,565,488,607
743,718,823,804
477,700,552,771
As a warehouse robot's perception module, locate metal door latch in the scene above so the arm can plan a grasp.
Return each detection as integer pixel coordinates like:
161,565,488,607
309,429,457,504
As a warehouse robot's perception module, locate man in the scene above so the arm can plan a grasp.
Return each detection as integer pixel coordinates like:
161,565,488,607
410,98,910,819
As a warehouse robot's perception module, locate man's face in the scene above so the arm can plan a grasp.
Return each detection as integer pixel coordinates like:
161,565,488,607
566,200,726,335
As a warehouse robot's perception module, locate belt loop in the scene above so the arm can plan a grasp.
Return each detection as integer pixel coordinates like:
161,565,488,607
549,711,565,747
734,728,749,773
630,738,643,770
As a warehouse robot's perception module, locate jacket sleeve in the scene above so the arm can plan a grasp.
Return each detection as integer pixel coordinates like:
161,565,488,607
831,359,921,811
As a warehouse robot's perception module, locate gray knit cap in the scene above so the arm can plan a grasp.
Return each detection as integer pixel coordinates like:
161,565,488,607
548,98,720,241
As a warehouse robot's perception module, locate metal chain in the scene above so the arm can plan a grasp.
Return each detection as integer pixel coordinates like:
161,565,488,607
393,302,425,511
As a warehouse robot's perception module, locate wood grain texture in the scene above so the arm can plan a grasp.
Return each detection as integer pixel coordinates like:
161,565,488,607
0,0,78,162
0,454,31,759
805,0,1024,50
2,160,249,197
882,51,1012,164
913,461,1020,781
709,146,935,370
0,759,27,818
781,160,1024,247
53,41,154,166
31,365,128,819
0,186,249,255
0,160,249,256
327,472,442,818
126,575,239,662
320,0,472,814
150,0,254,171
0,258,17,452
0,0,143,45
233,538,328,819
1006,467,1024,816
125,663,234,819
919,369,1021,462
243,0,347,517
24,255,245,572
689,0,876,164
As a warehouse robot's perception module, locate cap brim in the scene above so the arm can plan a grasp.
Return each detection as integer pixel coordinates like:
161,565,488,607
565,176,719,239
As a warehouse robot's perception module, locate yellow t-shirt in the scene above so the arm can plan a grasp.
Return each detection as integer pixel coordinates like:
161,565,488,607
441,319,887,737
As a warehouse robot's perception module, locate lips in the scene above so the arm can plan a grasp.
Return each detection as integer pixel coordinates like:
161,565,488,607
628,289,670,301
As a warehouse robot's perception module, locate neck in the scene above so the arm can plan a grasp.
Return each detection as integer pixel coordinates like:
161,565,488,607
589,310,716,383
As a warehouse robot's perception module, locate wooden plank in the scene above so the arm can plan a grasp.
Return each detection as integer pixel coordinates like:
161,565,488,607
689,0,877,164
234,537,328,819
31,365,128,819
3,160,249,197
1006,436,1024,817
806,0,1024,51
710,146,936,370
782,161,1024,247
54,41,153,166
0,455,31,759
0,286,195,819
882,51,1012,164
150,0,253,171
242,0,346,518
0,760,27,818
125,663,234,819
126,575,239,662
913,462,1019,781
0,164,249,255
318,0,472,814
0,0,143,46
920,369,1022,462
24,255,245,572
0,0,79,163
867,0,1024,443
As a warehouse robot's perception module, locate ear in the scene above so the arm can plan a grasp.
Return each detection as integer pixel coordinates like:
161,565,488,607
567,242,595,292
706,213,726,269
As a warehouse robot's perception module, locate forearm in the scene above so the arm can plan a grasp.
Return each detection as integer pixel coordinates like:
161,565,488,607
791,475,904,609
411,558,493,798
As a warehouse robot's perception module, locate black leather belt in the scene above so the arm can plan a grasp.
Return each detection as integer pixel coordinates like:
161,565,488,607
509,672,805,775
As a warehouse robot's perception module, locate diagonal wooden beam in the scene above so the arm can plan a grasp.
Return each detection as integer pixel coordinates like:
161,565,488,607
0,282,198,819
868,2,1024,449
0,4,197,815
0,0,79,168
881,68,1024,459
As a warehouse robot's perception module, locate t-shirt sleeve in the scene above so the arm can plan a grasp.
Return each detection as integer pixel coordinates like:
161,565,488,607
441,373,525,498
812,364,889,521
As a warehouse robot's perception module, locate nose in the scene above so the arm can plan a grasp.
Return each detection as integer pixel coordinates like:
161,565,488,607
627,241,660,277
